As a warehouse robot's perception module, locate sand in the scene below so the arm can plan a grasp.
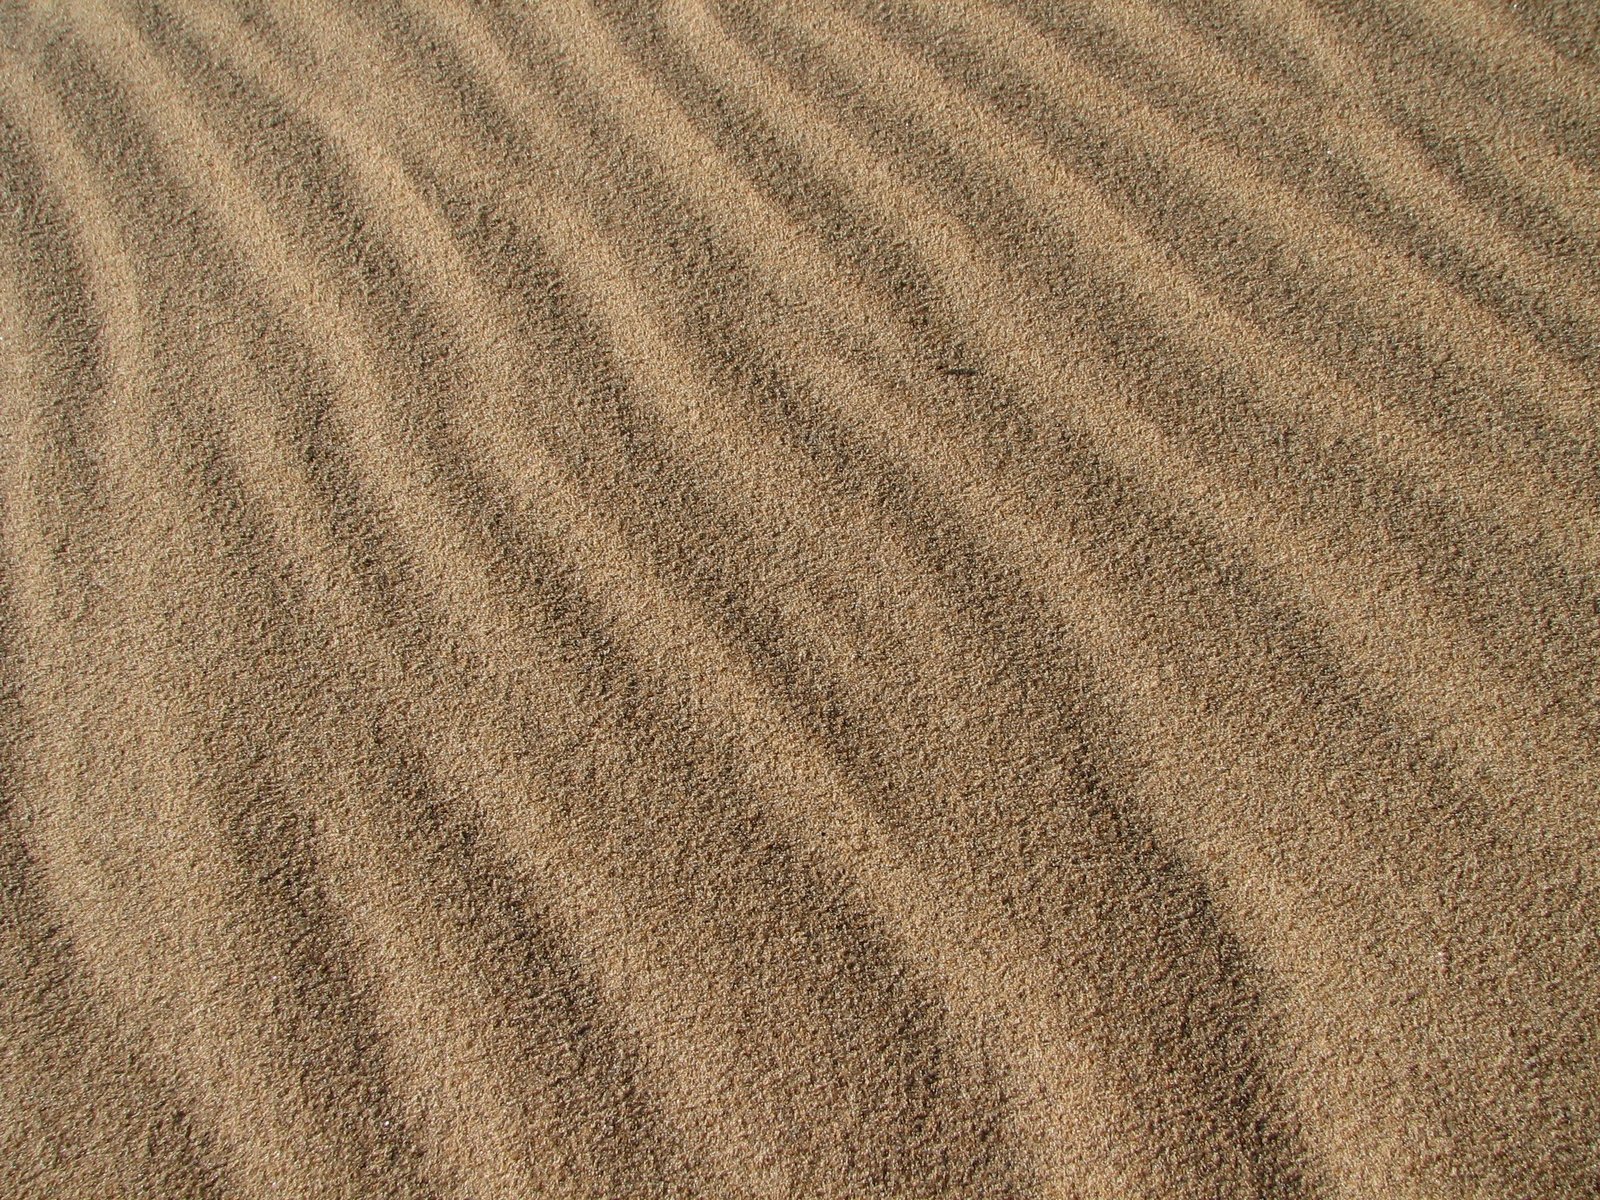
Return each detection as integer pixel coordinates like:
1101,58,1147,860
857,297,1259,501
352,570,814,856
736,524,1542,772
1,0,1596,1196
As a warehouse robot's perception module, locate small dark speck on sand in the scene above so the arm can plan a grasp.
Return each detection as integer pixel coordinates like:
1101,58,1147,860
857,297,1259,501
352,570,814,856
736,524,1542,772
940,366,980,377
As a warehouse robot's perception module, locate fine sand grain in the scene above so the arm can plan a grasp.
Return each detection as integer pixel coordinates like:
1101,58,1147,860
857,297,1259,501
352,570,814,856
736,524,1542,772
2,1,1597,1197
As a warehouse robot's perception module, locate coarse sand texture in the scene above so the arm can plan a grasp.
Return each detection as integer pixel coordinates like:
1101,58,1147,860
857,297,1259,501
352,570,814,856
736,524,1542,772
2,1,1597,1197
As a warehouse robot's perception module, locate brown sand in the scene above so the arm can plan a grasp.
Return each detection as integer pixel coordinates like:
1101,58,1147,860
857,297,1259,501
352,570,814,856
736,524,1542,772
2,0,1597,1196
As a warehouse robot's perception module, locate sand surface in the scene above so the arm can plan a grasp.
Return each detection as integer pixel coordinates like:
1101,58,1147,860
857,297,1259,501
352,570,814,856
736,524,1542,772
2,1,1598,1196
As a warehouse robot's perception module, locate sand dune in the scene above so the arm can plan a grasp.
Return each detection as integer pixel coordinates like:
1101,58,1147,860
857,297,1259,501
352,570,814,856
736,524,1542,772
2,1,1597,1196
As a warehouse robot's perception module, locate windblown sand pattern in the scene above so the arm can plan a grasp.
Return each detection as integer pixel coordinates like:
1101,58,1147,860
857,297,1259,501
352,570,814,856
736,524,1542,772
2,1,1597,1196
